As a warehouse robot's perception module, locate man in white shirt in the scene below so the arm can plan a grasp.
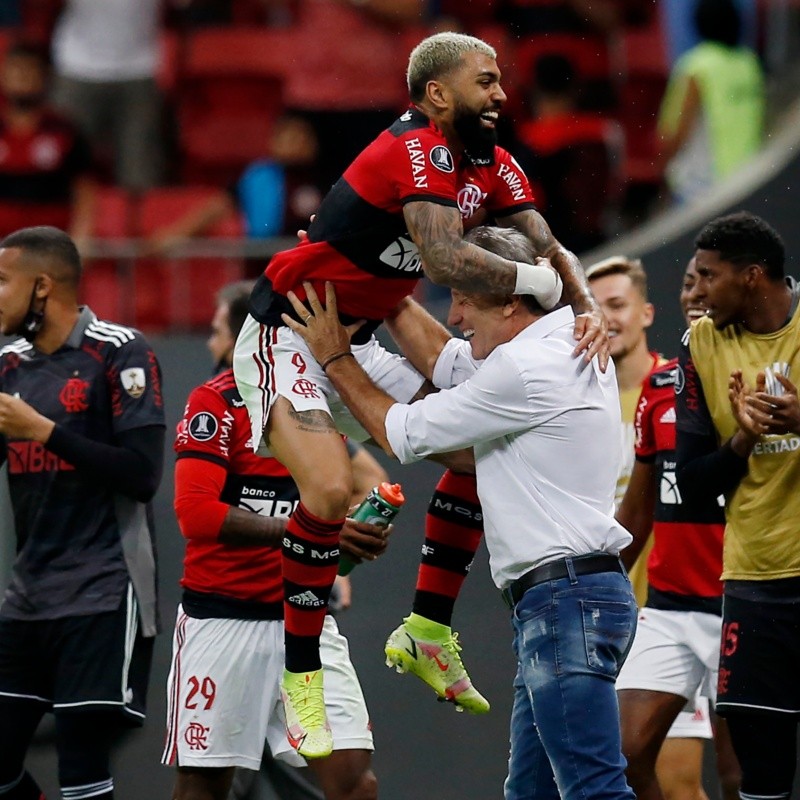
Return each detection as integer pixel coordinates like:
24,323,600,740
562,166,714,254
282,226,637,800
50,0,163,190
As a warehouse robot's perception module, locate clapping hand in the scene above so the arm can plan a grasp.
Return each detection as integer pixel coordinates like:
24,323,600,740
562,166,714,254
743,372,800,436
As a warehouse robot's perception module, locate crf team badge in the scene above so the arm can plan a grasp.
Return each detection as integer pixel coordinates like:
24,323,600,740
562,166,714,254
59,377,90,413
121,367,146,398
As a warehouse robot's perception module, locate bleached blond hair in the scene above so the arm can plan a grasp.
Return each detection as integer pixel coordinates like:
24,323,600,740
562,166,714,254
407,32,496,103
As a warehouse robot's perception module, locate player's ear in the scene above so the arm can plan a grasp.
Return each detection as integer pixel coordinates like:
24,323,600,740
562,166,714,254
426,79,448,111
34,274,51,298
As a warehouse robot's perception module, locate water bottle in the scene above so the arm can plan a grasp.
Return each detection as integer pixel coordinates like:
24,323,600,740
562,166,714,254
338,482,405,576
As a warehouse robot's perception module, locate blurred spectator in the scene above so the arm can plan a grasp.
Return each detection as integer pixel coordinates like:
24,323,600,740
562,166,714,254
147,115,322,252
496,0,654,36
513,54,621,253
275,0,425,186
662,0,757,64
49,0,164,190
0,40,95,243
657,0,764,204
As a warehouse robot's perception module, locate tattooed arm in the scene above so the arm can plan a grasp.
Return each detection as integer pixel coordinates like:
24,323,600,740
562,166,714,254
498,208,609,368
403,200,518,295
404,201,610,367
498,208,596,314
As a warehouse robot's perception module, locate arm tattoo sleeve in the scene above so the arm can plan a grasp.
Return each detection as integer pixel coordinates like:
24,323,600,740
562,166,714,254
500,209,596,313
404,201,517,295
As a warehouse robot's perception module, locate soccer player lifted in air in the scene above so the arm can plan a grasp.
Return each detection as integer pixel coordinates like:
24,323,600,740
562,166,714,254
233,31,608,758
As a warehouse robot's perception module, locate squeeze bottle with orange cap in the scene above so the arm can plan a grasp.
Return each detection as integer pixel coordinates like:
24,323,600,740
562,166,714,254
338,482,405,576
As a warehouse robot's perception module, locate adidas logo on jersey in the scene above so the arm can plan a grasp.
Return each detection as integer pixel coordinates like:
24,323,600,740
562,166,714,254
288,591,326,608
659,407,676,424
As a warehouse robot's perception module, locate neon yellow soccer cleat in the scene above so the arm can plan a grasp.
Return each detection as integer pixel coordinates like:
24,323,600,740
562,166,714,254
384,614,490,714
281,669,333,759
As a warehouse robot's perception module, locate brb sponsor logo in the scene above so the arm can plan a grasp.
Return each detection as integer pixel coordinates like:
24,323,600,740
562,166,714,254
240,497,298,518
379,236,421,273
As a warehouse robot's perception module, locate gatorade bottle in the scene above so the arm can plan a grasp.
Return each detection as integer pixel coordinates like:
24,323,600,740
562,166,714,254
338,482,405,576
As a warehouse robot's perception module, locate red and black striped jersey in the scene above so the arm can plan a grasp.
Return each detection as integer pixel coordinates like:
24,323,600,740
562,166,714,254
634,358,724,612
174,368,296,611
255,107,537,323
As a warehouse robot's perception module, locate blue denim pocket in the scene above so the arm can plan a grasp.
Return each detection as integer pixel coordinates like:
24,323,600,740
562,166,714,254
580,600,636,679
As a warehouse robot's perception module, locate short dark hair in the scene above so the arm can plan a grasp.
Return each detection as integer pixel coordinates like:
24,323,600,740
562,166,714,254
216,280,255,340
1,226,81,285
695,211,785,280
464,226,544,314
695,0,740,47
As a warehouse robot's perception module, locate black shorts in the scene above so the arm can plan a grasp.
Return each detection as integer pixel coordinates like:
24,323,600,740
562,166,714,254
716,588,800,715
0,584,154,726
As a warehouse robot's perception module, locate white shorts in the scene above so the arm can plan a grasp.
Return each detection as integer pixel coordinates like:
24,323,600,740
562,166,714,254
233,315,425,454
666,695,712,740
616,607,720,740
161,610,373,769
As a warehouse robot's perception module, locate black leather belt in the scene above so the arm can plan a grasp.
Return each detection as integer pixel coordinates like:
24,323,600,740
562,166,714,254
501,553,623,609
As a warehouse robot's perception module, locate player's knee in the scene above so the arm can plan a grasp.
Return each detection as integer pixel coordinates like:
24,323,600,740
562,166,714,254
309,476,353,519
330,767,378,800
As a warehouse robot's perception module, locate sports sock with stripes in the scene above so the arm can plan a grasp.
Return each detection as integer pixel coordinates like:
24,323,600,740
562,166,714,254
412,470,484,626
282,502,343,673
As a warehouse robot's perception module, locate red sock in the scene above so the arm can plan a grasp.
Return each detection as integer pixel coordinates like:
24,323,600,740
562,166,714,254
412,471,484,626
282,503,343,673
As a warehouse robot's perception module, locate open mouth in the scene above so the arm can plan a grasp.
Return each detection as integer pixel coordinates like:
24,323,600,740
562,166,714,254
480,111,499,128
463,329,475,340
686,307,708,320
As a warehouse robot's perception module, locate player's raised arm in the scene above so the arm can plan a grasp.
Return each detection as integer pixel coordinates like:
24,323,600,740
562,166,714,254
403,200,562,307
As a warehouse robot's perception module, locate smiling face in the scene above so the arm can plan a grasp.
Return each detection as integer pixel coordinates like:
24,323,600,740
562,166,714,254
690,248,753,329
589,272,654,361
447,289,513,360
442,50,506,158
679,257,710,327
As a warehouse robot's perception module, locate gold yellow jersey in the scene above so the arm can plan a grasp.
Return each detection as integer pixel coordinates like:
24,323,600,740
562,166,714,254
683,292,800,579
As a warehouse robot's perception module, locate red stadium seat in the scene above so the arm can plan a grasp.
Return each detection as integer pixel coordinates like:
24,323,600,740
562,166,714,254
176,27,289,184
79,187,135,324
616,16,669,185
135,186,245,331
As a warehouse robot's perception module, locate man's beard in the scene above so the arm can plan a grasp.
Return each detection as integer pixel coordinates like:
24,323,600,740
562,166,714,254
453,102,498,161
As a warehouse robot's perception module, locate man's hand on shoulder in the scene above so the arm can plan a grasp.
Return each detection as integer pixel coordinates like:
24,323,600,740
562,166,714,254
572,306,610,372
0,393,55,442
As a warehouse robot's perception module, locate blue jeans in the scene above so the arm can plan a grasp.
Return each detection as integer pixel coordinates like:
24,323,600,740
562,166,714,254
505,567,637,800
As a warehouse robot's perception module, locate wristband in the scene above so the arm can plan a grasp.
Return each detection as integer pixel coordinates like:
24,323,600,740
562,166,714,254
514,262,563,310
320,351,354,371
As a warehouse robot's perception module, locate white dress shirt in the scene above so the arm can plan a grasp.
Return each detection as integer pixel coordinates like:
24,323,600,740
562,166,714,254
385,307,632,589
